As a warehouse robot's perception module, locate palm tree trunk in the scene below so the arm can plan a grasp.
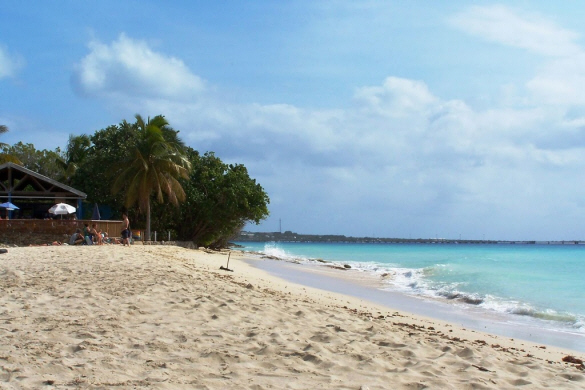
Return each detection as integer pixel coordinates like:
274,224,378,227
146,197,151,241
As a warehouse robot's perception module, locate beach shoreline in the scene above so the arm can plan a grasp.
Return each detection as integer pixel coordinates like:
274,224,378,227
246,255,585,354
1,245,584,389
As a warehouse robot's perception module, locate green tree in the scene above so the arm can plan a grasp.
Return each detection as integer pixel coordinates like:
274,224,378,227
0,125,8,149
0,125,22,164
112,115,191,241
71,122,139,213
56,134,91,184
170,150,270,247
2,142,64,178
67,116,269,247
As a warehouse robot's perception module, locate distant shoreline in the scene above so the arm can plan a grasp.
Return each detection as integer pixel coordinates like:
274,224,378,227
237,231,585,245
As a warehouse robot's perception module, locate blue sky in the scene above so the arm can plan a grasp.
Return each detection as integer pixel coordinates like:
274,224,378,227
2,1,585,240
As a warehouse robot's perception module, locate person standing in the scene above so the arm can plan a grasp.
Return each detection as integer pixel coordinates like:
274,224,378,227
121,213,131,246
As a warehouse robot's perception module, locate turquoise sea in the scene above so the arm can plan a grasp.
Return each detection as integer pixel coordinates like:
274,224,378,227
235,242,585,350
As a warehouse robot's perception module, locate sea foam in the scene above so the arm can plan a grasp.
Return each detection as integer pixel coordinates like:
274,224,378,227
238,241,585,333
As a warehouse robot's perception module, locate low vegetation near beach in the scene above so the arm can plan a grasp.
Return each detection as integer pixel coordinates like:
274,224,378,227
0,117,270,248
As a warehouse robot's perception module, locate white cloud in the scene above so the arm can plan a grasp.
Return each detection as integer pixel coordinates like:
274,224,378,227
354,77,437,117
526,55,585,105
73,33,205,100
449,5,581,57
0,45,24,79
452,6,585,109
73,29,585,240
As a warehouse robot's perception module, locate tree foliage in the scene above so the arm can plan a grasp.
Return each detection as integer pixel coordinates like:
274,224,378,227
0,125,23,164
2,116,270,247
1,142,63,178
0,125,8,149
111,115,191,241
169,149,270,247
71,123,139,209
56,134,91,184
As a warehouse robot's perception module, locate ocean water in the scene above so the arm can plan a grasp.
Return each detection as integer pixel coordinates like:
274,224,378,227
235,242,585,337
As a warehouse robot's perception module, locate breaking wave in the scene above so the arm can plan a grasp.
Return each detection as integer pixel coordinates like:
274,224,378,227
239,242,585,332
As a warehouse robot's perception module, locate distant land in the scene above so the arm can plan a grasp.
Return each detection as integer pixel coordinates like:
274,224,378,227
235,231,584,245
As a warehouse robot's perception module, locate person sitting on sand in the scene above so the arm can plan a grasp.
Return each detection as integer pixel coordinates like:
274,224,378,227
91,223,103,245
83,223,93,245
102,232,121,245
69,228,84,245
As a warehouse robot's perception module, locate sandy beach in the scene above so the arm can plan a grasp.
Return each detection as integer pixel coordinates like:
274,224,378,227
1,245,584,389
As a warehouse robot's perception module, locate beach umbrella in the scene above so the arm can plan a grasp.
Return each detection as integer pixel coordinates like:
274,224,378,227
0,202,18,210
49,203,76,215
0,201,19,220
92,203,101,220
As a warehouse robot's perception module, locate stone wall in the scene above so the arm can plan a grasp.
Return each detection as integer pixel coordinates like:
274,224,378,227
0,233,202,249
0,231,70,247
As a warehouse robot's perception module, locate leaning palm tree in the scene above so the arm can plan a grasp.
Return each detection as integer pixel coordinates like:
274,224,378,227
112,115,191,241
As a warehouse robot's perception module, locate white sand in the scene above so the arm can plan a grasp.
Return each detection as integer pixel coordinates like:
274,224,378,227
0,245,584,389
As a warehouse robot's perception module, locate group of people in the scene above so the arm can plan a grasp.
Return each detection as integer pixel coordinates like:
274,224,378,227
68,213,131,246
69,223,107,245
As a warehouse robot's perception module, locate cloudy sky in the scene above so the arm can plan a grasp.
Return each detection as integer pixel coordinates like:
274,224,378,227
2,1,585,241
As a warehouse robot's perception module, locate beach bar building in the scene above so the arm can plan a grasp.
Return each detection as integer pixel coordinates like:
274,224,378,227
0,162,123,239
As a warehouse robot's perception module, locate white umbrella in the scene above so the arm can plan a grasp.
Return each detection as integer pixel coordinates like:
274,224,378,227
49,203,76,215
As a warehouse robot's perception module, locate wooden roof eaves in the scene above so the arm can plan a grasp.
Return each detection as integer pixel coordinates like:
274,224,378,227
0,162,87,199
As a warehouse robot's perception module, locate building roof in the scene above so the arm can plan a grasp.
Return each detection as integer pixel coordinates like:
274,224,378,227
0,162,87,200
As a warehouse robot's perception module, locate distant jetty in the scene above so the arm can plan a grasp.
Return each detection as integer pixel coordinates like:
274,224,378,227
236,231,584,245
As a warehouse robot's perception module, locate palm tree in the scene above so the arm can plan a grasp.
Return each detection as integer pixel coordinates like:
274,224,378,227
0,125,21,164
0,125,9,149
56,134,91,184
0,125,8,144
112,115,191,241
